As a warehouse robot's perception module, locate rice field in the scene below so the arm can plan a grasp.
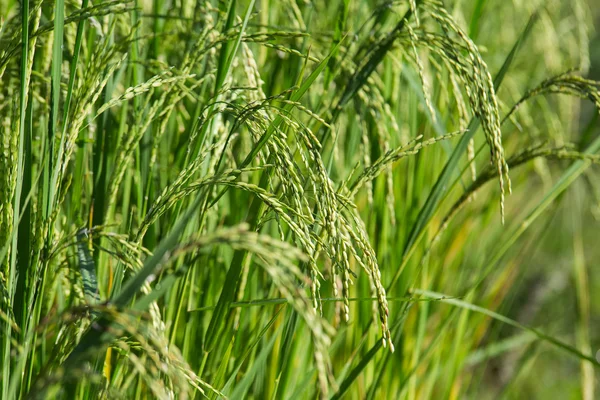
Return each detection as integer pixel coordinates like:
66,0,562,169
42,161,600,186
0,0,599,398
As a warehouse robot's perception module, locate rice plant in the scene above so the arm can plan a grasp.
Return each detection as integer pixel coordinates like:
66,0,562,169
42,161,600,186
0,0,599,398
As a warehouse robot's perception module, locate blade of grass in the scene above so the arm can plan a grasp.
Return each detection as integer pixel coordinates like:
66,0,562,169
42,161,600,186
571,189,594,400
464,331,536,366
13,74,33,331
222,307,284,393
46,0,65,218
413,288,600,366
228,324,282,399
331,306,412,400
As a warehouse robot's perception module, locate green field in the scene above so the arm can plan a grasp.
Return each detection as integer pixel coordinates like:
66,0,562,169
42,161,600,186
1,0,599,398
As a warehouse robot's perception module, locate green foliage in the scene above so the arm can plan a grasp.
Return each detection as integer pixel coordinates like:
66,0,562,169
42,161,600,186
0,0,599,398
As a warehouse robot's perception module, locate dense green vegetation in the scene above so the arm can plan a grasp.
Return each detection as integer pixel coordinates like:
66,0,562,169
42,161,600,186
1,0,599,398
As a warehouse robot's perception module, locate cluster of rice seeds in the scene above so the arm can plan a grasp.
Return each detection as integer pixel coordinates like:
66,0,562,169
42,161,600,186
0,5,41,101
95,72,195,118
135,143,230,241
302,146,345,314
220,181,316,255
293,134,331,311
114,74,222,217
406,24,437,124
237,43,336,312
341,212,393,351
185,50,266,176
445,63,470,129
240,43,316,218
334,229,353,323
242,28,321,62
241,42,266,99
296,122,391,342
109,313,201,399
51,307,210,399
156,7,217,128
347,132,462,197
267,131,307,211
250,231,334,394
117,73,200,188
235,62,402,344
449,69,478,182
231,115,308,239
406,1,512,220
0,273,12,323
26,201,49,320
505,72,600,122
